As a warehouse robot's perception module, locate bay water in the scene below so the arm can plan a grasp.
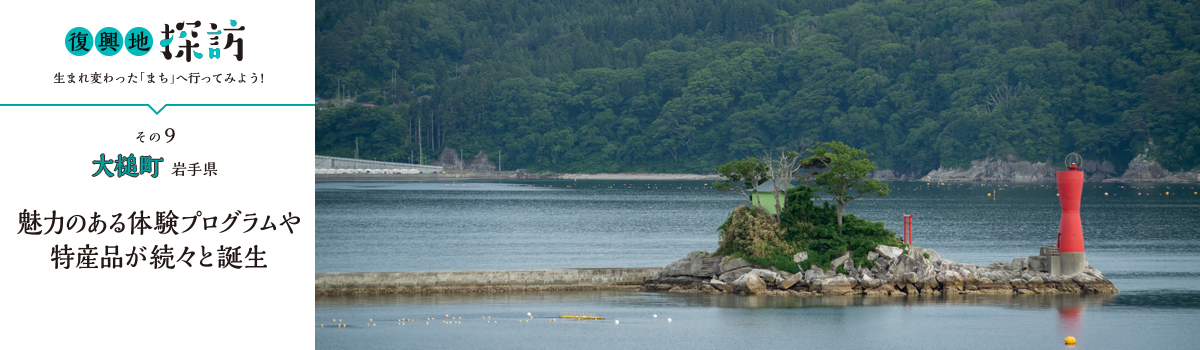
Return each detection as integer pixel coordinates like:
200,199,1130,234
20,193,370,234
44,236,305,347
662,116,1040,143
316,180,1200,349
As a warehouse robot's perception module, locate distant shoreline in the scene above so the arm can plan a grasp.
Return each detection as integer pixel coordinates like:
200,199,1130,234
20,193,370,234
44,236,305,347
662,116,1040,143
552,173,722,180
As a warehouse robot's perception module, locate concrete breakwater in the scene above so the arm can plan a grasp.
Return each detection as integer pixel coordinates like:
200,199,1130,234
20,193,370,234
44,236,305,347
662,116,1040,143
315,268,661,295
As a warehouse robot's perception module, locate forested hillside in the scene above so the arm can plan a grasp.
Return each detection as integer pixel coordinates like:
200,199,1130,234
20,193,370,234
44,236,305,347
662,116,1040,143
316,0,1200,173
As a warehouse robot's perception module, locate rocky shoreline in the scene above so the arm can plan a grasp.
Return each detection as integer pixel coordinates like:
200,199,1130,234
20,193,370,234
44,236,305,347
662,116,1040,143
642,247,1118,296
875,154,1199,183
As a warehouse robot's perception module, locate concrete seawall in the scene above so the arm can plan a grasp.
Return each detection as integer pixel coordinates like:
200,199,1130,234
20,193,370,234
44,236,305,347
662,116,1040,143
316,268,662,295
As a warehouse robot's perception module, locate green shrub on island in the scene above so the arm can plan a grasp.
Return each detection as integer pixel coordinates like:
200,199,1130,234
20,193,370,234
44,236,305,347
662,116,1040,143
717,184,906,273
715,205,801,273
781,185,905,270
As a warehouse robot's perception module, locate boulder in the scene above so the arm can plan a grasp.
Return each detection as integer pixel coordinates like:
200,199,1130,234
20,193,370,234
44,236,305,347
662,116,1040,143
1027,276,1044,287
874,245,903,259
936,270,963,291
933,260,951,272
1027,256,1046,272
803,266,826,281
718,267,753,284
735,273,768,294
831,251,853,269
858,275,882,289
916,265,938,289
888,255,922,276
901,272,919,284
955,266,978,285
780,273,805,290
1073,273,1119,294
1011,258,1028,271
659,252,723,278
709,277,734,292
924,249,941,262
720,257,755,273
793,251,809,264
871,258,892,275
867,251,879,261
916,264,936,280
747,269,782,285
814,275,854,294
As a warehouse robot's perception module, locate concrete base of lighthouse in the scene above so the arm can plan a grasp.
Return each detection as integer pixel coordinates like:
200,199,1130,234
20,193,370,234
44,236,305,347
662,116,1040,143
1053,252,1087,276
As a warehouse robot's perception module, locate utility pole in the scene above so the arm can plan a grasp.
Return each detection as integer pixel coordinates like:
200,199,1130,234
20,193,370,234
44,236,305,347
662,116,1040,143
354,137,359,159
498,149,501,172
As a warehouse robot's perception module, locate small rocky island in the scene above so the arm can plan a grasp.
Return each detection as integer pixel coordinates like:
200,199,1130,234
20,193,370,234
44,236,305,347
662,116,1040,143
644,247,1118,296
645,145,1118,297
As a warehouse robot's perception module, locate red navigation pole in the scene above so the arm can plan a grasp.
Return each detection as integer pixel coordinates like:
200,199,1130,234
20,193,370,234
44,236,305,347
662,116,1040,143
902,214,914,245
1056,152,1087,275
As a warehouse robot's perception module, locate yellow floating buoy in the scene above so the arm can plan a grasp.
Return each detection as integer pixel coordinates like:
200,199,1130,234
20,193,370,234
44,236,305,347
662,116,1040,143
321,324,323,327
1065,336,1076,345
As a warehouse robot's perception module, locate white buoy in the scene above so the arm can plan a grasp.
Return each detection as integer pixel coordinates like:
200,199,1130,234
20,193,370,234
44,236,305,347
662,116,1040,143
615,320,619,325
668,318,672,322
527,312,532,317
653,314,657,318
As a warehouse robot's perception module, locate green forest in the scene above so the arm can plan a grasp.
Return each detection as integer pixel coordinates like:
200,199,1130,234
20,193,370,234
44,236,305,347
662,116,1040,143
315,0,1200,174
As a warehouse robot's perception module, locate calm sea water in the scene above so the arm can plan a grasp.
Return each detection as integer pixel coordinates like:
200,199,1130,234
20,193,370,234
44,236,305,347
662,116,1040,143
316,180,1200,349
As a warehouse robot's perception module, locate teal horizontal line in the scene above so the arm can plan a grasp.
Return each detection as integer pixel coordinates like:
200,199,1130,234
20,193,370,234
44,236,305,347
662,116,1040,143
0,103,314,115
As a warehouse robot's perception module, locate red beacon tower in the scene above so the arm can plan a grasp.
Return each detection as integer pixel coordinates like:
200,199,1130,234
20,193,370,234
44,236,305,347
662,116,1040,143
1055,152,1087,275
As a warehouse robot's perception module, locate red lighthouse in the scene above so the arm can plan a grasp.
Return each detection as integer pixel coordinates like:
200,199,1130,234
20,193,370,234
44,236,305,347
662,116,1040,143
1056,153,1087,275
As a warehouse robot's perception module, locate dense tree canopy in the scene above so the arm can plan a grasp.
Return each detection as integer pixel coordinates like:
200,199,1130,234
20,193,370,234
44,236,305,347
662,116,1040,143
317,0,1200,173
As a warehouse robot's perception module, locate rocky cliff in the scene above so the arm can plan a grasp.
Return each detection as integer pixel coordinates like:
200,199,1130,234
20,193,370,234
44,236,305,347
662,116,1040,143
643,247,1118,296
918,157,1058,183
432,148,498,172
1105,154,1200,183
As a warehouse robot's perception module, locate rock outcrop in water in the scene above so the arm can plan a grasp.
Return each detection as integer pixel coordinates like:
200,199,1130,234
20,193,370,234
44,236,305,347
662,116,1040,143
643,246,1118,296
917,157,1058,183
1104,154,1200,183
